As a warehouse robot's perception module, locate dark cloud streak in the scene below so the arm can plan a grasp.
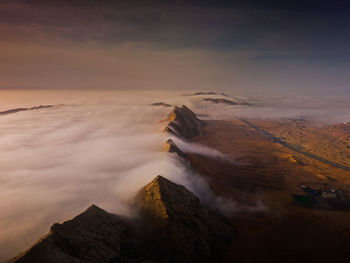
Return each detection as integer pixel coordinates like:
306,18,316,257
1,0,349,53
0,0,349,94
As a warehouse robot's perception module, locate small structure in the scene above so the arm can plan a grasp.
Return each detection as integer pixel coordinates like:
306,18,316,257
293,184,349,210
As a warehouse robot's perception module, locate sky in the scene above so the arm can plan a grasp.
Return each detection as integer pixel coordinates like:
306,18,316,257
0,0,349,95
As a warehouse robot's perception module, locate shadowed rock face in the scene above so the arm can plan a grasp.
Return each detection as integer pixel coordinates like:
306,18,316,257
163,139,186,158
10,176,235,263
10,205,145,263
164,105,203,140
135,176,236,263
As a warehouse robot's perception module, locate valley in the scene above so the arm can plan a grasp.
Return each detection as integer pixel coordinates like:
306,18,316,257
189,117,350,262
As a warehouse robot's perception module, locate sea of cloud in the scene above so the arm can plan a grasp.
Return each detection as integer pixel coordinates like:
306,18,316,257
0,90,202,260
1,90,349,260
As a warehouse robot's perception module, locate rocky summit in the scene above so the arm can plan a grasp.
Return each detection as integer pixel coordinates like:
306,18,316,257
10,205,145,263
135,176,236,263
163,139,186,158
10,176,235,263
164,105,203,140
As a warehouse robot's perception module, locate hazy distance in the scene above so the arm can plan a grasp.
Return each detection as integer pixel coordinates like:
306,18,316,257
0,0,349,95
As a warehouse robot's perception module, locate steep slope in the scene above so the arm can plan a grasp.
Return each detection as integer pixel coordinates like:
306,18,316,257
135,176,236,263
164,105,203,140
11,176,235,263
10,205,143,263
163,139,186,158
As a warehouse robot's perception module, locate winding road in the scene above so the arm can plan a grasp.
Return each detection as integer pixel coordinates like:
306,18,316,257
240,119,350,172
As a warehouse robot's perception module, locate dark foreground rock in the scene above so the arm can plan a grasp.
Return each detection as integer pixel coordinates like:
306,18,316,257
10,205,147,263
135,176,236,263
10,176,235,263
164,105,203,140
163,139,186,158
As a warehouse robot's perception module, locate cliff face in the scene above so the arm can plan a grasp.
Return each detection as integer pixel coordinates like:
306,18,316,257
164,105,203,140
163,139,186,158
135,176,236,263
11,176,235,263
10,205,144,263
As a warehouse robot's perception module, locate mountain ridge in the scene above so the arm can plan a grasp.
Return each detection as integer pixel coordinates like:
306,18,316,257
10,176,235,263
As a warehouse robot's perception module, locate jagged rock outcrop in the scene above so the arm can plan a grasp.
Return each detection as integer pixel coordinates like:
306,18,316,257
164,105,203,140
11,176,235,263
163,139,186,158
135,176,236,263
10,205,147,263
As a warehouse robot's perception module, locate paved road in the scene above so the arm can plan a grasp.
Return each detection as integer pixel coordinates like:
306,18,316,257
240,119,350,172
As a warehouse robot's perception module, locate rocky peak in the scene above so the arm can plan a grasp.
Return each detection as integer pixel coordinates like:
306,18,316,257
164,105,203,140
135,176,199,223
163,139,186,158
11,204,139,263
134,175,236,263
11,176,235,263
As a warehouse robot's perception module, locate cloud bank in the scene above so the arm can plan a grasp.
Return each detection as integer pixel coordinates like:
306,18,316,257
192,93,350,124
0,91,211,261
1,90,350,260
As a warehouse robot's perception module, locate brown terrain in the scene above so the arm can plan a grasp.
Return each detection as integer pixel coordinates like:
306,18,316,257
186,118,350,262
251,119,350,167
10,176,235,263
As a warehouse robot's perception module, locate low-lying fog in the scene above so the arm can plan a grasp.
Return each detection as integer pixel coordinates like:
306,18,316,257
0,90,195,260
1,90,350,261
192,94,350,123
